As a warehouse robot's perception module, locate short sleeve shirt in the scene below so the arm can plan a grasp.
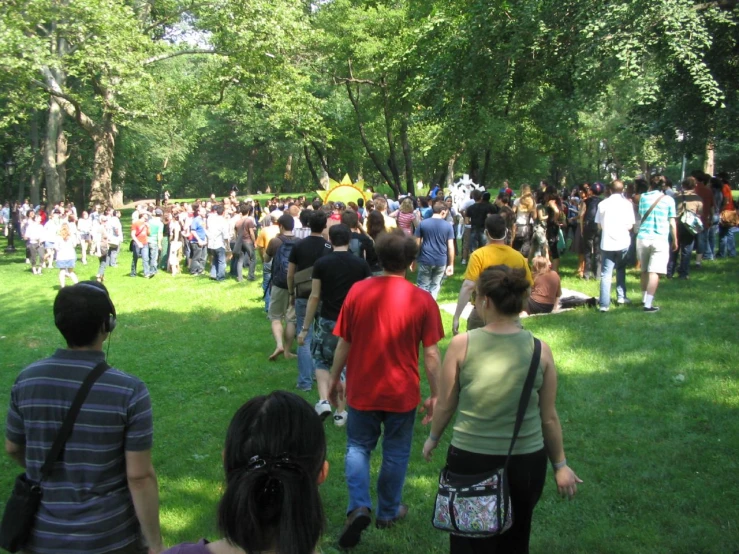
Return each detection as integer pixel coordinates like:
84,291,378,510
415,217,454,266
334,277,444,412
637,191,676,240
464,244,534,285
5,349,153,553
313,251,371,320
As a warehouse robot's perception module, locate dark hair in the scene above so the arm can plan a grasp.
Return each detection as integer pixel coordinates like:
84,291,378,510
219,391,326,554
485,214,507,239
482,191,491,202
299,209,311,228
366,210,385,240
682,176,696,191
478,265,530,315
649,175,666,191
53,282,114,347
357,198,364,208
710,176,722,190
341,209,359,229
311,199,323,211
432,201,446,214
278,214,294,231
328,224,351,247
471,190,482,201
308,210,328,234
214,204,224,216
375,229,417,272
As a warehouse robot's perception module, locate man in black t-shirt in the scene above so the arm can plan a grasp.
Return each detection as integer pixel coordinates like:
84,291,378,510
297,224,371,426
287,211,333,391
466,191,496,252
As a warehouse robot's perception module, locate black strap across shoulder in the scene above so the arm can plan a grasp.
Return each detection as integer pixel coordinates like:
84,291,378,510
503,338,542,470
39,361,110,479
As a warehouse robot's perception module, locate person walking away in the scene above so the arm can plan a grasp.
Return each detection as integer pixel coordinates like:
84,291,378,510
4,282,163,553
636,175,677,312
423,265,581,554
265,214,298,361
56,222,79,288
452,215,532,335
287,210,332,392
188,206,208,275
596,180,635,311
233,202,258,281
130,212,150,278
667,177,703,279
256,211,281,311
692,171,714,267
415,199,455,300
581,182,603,280
207,205,230,281
297,224,370,426
328,230,444,549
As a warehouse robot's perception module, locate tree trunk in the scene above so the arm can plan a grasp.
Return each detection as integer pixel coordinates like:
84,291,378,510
703,137,715,176
43,98,64,205
29,114,42,206
89,114,117,207
246,146,257,194
401,118,414,194
447,152,461,187
303,145,322,190
56,130,68,202
284,153,293,192
381,82,401,191
469,152,480,184
479,149,492,189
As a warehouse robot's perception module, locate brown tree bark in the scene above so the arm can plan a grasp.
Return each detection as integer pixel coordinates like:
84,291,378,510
56,129,68,201
28,114,42,205
401,117,414,194
704,137,715,176
479,149,492,189
43,98,64,205
381,81,401,191
303,145,322,190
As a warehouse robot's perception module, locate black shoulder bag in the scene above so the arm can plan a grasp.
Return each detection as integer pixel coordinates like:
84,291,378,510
432,339,542,537
0,361,109,553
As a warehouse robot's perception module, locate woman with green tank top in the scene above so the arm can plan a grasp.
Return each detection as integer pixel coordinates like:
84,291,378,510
423,265,581,554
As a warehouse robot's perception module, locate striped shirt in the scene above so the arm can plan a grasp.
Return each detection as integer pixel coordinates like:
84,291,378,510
5,349,153,554
637,190,676,240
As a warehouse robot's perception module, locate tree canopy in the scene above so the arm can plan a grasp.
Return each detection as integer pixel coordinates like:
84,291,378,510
1,0,737,205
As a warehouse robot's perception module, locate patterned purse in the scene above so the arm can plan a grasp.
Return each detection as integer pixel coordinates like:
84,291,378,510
431,338,542,537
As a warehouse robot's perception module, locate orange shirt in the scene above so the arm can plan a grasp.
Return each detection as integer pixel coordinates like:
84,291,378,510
131,219,148,244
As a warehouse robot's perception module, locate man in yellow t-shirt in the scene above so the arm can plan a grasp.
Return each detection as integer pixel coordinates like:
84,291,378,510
256,211,282,312
452,214,533,334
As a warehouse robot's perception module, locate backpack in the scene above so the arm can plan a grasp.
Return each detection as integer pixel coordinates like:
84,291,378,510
269,236,295,290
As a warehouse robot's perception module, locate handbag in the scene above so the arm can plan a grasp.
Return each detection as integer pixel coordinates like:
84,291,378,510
557,228,566,252
432,339,542,538
679,195,704,235
719,209,739,229
0,362,109,553
294,266,315,299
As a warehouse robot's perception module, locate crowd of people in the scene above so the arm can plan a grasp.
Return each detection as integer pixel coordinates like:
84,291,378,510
2,168,737,554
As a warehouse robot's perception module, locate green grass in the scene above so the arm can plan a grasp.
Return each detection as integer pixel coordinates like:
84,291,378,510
1,222,738,553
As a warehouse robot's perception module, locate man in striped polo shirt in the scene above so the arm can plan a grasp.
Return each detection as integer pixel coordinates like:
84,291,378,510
636,175,678,313
4,282,163,553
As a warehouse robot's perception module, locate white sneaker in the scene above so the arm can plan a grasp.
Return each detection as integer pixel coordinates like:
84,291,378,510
333,411,348,427
616,298,632,305
315,400,332,421
599,307,609,312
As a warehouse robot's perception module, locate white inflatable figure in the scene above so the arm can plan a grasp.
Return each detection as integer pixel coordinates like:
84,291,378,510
448,174,485,239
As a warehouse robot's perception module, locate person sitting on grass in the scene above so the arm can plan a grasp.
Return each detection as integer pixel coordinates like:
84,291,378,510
163,391,329,554
521,256,561,316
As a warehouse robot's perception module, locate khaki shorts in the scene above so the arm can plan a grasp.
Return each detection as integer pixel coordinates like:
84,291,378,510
637,238,669,274
268,286,297,323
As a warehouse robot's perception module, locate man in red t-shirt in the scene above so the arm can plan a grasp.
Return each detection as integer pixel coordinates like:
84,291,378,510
129,212,150,277
328,230,444,549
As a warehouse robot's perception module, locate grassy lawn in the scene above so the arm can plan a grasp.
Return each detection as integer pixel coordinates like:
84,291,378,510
1,219,738,553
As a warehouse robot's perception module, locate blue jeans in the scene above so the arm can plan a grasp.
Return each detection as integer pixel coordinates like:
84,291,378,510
599,248,628,309
210,247,226,280
131,243,149,276
705,225,717,259
262,263,272,312
345,407,415,519
147,243,159,276
417,263,446,300
469,228,485,252
294,298,314,390
718,225,737,258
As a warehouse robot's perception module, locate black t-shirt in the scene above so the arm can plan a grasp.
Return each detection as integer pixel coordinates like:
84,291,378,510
466,202,496,229
584,197,601,225
289,235,332,270
313,251,372,320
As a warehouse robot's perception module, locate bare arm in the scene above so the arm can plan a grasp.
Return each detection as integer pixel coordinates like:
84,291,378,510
539,341,582,498
297,279,321,345
669,218,678,251
5,439,26,468
452,279,476,335
126,450,163,553
446,238,455,276
328,338,352,408
287,261,297,295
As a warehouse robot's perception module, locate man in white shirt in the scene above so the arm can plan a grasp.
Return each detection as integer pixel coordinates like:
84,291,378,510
207,204,230,281
596,180,635,311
